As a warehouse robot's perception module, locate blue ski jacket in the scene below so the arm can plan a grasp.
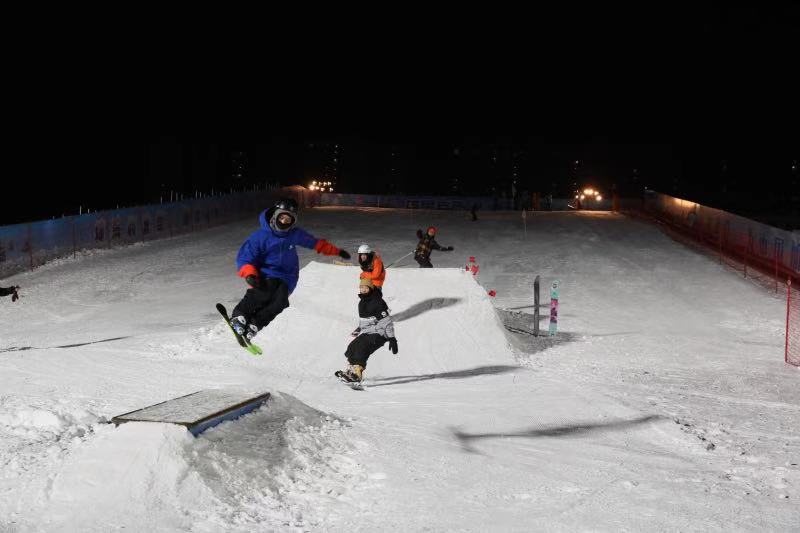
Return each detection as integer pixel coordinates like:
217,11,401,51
236,210,342,294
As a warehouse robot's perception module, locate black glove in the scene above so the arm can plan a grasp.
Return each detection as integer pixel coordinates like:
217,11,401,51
338,249,351,260
443,246,454,252
245,275,260,288
388,337,398,354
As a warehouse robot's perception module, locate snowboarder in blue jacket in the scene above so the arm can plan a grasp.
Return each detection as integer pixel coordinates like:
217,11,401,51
231,198,351,340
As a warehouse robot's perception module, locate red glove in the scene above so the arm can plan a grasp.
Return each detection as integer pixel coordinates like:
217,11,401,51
314,239,342,257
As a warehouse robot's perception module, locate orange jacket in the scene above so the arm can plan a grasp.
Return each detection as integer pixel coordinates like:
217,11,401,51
359,254,385,287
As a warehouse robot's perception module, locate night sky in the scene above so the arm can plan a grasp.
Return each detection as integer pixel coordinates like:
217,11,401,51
5,6,797,228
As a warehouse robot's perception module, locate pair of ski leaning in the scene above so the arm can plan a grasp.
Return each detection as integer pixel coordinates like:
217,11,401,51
227,198,452,384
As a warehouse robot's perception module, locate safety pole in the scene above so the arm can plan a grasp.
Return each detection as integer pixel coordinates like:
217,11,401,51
386,250,415,268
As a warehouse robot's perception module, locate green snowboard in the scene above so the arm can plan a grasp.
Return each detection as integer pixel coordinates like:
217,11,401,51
216,303,263,355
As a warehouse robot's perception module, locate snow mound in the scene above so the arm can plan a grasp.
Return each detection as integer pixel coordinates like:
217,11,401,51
11,393,365,532
266,262,516,380
0,400,100,438
33,422,215,531
189,392,365,531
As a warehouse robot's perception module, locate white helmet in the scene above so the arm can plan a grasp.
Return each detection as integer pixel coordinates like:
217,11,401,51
357,244,372,254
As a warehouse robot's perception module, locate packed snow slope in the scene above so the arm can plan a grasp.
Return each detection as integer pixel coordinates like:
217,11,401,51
1,207,797,532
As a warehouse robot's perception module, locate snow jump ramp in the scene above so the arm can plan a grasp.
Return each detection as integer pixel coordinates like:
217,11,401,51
111,262,513,436
111,389,270,436
283,261,516,381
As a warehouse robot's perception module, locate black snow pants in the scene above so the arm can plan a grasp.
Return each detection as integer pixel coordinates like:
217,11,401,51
232,277,290,330
415,255,433,268
0,287,16,297
345,333,387,368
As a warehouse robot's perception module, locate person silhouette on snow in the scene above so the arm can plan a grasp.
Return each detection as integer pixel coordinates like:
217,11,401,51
231,198,351,340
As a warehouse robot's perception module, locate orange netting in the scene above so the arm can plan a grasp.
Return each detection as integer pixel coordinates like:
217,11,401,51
787,280,800,367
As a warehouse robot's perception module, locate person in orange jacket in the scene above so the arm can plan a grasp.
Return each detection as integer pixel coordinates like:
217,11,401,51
357,243,385,290
351,243,385,337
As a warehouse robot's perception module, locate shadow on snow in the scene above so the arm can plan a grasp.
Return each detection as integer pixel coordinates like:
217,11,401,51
393,298,462,323
367,364,520,388
451,414,665,454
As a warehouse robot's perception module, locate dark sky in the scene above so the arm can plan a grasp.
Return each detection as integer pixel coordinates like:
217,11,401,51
4,5,798,226
10,133,795,223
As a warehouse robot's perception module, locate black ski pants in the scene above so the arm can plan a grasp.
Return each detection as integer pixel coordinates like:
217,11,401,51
415,255,433,268
232,277,290,330
345,333,387,367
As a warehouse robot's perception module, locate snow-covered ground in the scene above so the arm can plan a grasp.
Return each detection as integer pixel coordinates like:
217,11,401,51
1,207,797,532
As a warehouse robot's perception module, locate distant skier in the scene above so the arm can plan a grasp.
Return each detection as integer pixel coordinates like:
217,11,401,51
1,285,20,302
337,278,398,383
471,203,479,221
414,226,453,268
230,198,351,341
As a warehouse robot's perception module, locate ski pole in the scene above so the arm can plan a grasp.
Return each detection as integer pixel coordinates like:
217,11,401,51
386,250,415,268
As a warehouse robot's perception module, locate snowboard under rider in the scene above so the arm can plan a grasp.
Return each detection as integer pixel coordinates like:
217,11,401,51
231,198,350,341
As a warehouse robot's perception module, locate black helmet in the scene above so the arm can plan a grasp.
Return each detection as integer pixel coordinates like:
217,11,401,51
274,198,298,213
268,197,299,233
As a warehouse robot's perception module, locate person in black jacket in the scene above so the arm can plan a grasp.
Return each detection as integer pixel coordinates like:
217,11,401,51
414,226,453,268
1,285,20,302
337,278,398,383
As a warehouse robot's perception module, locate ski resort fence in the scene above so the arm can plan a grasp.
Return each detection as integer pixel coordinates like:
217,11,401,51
0,186,317,278
787,280,800,367
639,190,800,289
319,193,514,210
635,190,800,366
318,192,615,211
